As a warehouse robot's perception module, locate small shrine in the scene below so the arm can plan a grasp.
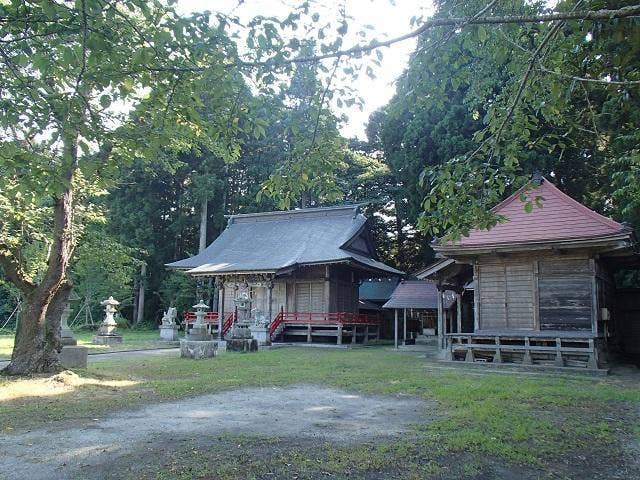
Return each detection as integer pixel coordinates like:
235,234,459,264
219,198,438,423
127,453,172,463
92,296,123,345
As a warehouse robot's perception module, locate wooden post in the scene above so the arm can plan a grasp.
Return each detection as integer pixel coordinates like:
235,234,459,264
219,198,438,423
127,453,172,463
494,336,502,363
267,281,273,323
351,324,357,344
337,324,342,345
324,265,331,313
217,281,224,340
437,287,444,351
590,258,598,335
364,325,369,344
533,260,540,330
473,262,480,332
403,308,407,345
394,309,398,349
522,337,533,365
456,292,462,334
554,337,564,367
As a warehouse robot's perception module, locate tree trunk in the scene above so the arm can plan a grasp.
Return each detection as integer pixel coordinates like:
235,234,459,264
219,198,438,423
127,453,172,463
4,131,77,375
5,187,75,375
135,262,146,325
199,196,208,253
394,197,405,267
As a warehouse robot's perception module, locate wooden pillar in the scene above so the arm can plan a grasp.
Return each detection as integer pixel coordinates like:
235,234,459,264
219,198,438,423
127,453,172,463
590,258,598,335
394,309,399,349
473,261,480,332
324,265,331,313
307,323,312,343
437,287,444,351
351,324,357,344
217,280,224,340
267,280,273,323
456,292,462,334
403,308,407,344
337,324,343,345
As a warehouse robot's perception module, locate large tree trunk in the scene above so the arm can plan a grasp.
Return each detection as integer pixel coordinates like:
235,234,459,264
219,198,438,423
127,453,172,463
4,143,76,375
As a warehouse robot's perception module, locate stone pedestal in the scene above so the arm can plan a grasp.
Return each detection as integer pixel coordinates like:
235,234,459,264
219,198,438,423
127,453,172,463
160,324,179,341
187,324,211,341
58,345,88,368
60,328,77,346
92,333,123,345
227,337,258,352
227,322,258,353
249,325,270,346
180,339,217,359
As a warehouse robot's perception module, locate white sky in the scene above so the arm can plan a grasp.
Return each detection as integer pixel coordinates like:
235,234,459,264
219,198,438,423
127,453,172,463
177,0,435,139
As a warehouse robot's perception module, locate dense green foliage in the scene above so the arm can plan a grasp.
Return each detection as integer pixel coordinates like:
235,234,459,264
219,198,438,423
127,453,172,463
1,0,638,333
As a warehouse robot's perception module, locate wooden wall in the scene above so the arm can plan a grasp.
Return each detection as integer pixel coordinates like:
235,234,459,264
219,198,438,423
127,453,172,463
219,263,362,320
475,252,599,332
538,258,592,330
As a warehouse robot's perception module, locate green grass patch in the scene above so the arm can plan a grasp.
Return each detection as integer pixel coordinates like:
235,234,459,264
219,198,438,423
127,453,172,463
1,347,639,478
0,327,173,360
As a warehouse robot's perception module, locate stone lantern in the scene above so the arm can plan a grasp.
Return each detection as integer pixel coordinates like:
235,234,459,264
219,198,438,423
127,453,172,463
92,296,123,345
60,290,80,346
227,290,258,353
180,300,217,359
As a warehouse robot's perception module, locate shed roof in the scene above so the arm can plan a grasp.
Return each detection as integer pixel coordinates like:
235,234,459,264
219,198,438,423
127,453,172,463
382,280,456,310
166,205,403,276
435,177,631,252
359,278,401,302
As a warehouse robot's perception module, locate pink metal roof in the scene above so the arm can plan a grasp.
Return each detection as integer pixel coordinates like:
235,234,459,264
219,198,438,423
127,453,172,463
451,178,626,247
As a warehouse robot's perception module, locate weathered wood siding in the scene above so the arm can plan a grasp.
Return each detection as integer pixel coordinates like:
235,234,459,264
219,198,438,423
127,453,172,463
478,262,534,329
538,259,592,330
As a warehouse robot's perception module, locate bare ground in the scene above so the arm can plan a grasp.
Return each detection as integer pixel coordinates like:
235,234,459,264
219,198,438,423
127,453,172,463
0,384,429,480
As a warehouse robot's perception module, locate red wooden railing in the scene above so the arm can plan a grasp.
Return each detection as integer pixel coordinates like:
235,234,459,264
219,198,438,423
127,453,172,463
269,311,382,339
183,311,235,335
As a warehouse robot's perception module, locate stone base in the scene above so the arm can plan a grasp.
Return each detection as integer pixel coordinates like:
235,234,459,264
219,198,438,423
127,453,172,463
249,326,270,346
60,336,77,346
92,334,123,345
227,338,258,353
58,346,88,368
186,324,212,341
180,339,217,359
160,324,179,341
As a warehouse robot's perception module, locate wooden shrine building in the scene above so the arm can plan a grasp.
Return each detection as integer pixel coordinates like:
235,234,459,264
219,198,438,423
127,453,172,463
424,176,638,371
167,205,402,344
382,280,456,347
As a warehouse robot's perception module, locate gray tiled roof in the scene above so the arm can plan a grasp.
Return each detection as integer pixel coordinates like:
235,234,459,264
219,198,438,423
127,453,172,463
383,280,456,310
359,278,401,302
166,205,403,276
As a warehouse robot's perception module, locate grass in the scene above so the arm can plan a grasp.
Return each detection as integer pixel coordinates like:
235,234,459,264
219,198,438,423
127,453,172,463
1,347,639,479
0,327,174,360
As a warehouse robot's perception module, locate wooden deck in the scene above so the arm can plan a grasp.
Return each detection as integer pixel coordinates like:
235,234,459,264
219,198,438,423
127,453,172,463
445,331,603,370
271,312,382,345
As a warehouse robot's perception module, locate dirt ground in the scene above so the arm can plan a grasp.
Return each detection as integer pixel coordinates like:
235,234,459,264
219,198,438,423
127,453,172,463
0,384,429,480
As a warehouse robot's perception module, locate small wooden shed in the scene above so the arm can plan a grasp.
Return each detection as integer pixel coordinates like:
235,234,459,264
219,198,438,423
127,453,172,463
167,205,402,344
426,177,638,370
382,280,456,347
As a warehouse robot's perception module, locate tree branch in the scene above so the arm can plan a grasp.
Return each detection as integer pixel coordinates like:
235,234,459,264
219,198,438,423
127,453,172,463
239,4,640,67
0,247,35,294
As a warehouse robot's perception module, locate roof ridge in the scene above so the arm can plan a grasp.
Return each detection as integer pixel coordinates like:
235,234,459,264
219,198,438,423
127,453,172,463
226,204,363,221
538,177,623,232
492,177,622,232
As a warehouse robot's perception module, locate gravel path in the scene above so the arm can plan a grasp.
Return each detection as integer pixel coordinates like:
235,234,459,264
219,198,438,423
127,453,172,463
0,347,180,369
0,385,429,480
